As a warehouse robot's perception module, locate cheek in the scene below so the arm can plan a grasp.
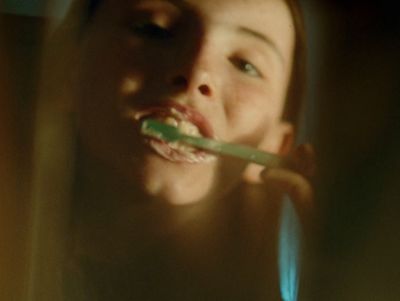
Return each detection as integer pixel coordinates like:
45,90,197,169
77,40,158,116
81,30,157,81
223,82,275,144
120,77,142,95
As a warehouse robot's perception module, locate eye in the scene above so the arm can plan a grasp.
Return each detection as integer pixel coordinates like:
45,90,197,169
129,22,173,39
230,57,263,78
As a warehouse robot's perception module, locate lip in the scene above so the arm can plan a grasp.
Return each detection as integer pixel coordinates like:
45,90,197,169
134,101,214,139
148,139,216,164
132,101,216,163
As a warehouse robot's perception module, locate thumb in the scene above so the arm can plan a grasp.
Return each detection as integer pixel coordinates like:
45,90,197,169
261,168,314,234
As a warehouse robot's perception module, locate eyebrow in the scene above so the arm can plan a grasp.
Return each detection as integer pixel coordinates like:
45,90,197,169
237,26,285,67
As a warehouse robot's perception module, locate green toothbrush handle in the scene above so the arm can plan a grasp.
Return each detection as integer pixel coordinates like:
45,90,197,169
141,119,285,167
181,135,283,167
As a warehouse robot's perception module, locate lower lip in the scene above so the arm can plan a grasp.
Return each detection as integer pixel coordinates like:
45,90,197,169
146,138,216,164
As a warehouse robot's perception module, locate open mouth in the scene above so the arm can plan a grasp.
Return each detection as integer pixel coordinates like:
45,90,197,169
137,104,216,163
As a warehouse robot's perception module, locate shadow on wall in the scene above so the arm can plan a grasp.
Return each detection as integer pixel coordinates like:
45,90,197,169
0,12,47,301
2,0,47,16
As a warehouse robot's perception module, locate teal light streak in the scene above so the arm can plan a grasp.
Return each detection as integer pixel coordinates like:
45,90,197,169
279,195,301,301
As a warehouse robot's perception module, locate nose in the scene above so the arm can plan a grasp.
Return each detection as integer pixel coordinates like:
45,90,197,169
167,45,216,100
169,71,213,98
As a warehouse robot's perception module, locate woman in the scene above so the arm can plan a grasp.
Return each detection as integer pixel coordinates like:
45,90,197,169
33,0,315,300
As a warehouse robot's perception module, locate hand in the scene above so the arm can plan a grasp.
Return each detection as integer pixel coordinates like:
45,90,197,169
260,143,316,233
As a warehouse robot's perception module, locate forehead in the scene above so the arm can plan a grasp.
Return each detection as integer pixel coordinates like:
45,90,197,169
96,0,294,62
182,0,291,21
100,0,293,26
181,0,294,56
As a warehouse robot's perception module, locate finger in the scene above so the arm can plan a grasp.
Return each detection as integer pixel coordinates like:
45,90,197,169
261,168,314,230
261,168,313,208
290,143,316,178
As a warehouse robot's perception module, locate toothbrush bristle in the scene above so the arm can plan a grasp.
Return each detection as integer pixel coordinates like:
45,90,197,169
141,119,180,142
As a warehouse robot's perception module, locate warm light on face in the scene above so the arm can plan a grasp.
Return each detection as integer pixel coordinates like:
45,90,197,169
120,77,141,95
76,0,295,205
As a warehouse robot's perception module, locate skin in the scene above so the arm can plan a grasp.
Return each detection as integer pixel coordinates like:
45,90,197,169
66,0,315,299
74,0,297,205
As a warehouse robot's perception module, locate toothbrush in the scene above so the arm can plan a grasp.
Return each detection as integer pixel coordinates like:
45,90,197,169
141,119,285,167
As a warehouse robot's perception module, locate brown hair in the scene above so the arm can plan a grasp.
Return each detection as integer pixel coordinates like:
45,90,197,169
283,0,307,129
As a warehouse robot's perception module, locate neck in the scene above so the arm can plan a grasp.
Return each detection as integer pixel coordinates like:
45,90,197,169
69,151,230,263
66,154,282,300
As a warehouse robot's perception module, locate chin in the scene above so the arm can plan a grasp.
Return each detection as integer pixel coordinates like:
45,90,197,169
138,154,219,206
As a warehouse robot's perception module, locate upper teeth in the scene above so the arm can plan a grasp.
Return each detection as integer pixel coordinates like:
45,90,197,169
178,120,201,136
164,116,179,127
163,116,202,137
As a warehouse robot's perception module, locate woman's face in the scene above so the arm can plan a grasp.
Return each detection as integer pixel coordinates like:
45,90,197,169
75,0,295,205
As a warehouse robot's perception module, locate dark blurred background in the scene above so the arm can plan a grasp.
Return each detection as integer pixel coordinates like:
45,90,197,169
1,1,399,300
305,1,400,300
